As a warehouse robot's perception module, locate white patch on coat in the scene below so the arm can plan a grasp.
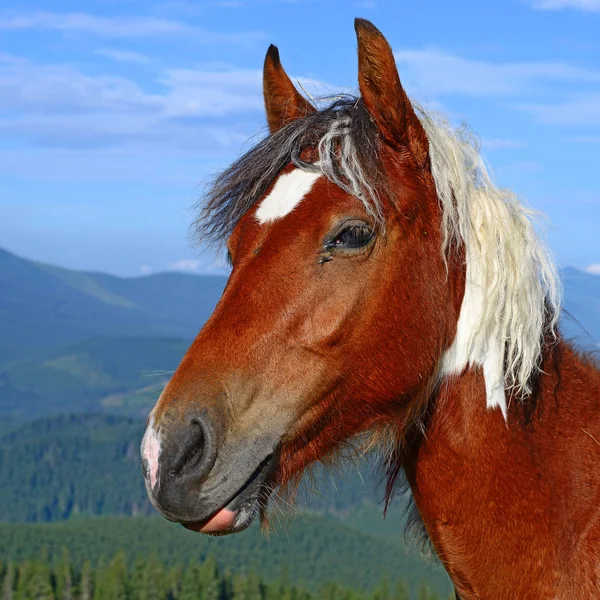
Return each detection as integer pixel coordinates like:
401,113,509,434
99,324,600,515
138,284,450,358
141,419,161,490
440,242,507,419
255,169,322,224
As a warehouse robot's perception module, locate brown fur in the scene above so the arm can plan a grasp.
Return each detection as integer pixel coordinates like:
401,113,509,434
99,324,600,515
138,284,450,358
263,44,316,134
405,344,600,599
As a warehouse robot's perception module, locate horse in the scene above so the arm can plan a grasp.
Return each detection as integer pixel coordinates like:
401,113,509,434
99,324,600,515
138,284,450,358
141,19,600,599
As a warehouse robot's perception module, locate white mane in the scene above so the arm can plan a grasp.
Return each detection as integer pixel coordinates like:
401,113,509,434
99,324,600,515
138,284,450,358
417,106,561,417
313,102,562,418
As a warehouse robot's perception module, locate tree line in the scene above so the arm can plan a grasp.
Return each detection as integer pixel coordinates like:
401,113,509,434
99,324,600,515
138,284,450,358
0,550,447,600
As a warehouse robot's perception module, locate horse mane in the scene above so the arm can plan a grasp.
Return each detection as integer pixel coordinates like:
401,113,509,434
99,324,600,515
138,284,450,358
195,95,562,412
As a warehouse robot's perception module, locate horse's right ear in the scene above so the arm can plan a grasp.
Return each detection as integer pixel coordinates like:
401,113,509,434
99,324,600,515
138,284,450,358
263,45,316,134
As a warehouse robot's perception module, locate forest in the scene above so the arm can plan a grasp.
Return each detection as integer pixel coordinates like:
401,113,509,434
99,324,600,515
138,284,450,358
0,551,446,600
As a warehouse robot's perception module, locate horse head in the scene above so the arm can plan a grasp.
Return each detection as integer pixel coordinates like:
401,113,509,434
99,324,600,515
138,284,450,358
141,19,558,537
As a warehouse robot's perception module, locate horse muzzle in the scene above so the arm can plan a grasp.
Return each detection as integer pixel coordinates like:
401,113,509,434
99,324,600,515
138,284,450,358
141,407,278,534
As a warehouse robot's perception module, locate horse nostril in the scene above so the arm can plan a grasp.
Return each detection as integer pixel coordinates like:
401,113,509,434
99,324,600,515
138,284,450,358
171,422,203,474
167,413,217,482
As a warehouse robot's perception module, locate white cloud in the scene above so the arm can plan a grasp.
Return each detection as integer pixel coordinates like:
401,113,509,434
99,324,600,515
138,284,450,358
0,55,162,114
0,54,263,149
482,138,529,150
140,265,153,275
96,48,151,64
519,93,600,126
0,10,264,44
168,257,229,274
160,68,264,117
585,263,600,275
528,0,600,11
393,48,600,97
0,11,191,36
169,258,201,272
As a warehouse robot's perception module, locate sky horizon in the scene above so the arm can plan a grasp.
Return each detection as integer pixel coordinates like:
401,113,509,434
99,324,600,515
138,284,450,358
1,0,599,276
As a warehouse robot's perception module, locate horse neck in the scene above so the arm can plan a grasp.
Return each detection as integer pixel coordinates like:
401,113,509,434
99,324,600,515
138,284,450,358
403,340,600,600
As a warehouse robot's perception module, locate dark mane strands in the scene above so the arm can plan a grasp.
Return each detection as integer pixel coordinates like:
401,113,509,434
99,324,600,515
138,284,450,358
195,97,387,247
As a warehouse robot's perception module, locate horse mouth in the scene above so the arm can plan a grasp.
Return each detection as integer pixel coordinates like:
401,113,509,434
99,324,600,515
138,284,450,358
181,454,275,535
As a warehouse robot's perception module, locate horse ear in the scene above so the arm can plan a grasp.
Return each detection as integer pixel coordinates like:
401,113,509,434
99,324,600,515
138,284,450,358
354,19,429,168
263,44,316,134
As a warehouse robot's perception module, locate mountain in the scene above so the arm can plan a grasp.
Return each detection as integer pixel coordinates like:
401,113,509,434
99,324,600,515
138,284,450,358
0,414,151,522
562,267,600,350
0,336,190,425
0,247,226,366
0,414,385,524
2,249,598,365
0,248,227,430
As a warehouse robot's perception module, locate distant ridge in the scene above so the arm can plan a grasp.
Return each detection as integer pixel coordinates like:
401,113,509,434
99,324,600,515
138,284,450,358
0,247,227,428
561,266,600,349
0,246,227,366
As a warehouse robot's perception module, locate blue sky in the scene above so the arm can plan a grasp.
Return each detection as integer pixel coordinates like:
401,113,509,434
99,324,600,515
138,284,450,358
1,0,599,276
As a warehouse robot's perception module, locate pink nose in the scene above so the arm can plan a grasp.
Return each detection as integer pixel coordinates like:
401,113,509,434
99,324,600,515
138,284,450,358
141,421,161,489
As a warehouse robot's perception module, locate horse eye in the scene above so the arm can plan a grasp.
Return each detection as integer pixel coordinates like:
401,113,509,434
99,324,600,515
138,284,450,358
329,224,374,250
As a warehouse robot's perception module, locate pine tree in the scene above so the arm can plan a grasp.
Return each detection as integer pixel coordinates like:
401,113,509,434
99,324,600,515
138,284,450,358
78,561,92,600
135,553,165,600
164,565,182,600
244,573,263,600
178,561,203,600
93,553,127,600
200,556,220,600
91,560,107,600
392,581,409,600
55,549,73,600
15,560,54,600
372,578,391,600
105,552,128,600
2,563,14,600
221,568,234,600
130,557,146,600
417,583,439,600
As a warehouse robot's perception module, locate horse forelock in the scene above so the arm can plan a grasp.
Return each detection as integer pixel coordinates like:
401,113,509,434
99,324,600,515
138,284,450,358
194,96,387,245
195,95,562,420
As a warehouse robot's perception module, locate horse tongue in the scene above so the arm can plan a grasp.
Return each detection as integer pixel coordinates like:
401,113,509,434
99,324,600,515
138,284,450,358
183,509,238,534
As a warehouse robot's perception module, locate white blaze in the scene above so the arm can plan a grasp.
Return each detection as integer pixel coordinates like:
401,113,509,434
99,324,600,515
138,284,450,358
141,419,161,489
255,169,322,224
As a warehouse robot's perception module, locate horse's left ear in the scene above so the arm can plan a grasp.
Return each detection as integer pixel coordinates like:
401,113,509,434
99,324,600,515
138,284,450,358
355,19,429,169
263,44,316,134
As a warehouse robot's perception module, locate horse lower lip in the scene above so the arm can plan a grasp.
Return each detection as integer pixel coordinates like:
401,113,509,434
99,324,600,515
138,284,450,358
182,453,274,534
183,508,238,534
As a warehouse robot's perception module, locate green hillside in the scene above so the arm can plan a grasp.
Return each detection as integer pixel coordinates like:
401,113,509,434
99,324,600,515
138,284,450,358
0,414,386,523
0,415,152,522
0,337,189,426
0,414,452,595
0,516,452,596
1,551,441,600
0,247,225,367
